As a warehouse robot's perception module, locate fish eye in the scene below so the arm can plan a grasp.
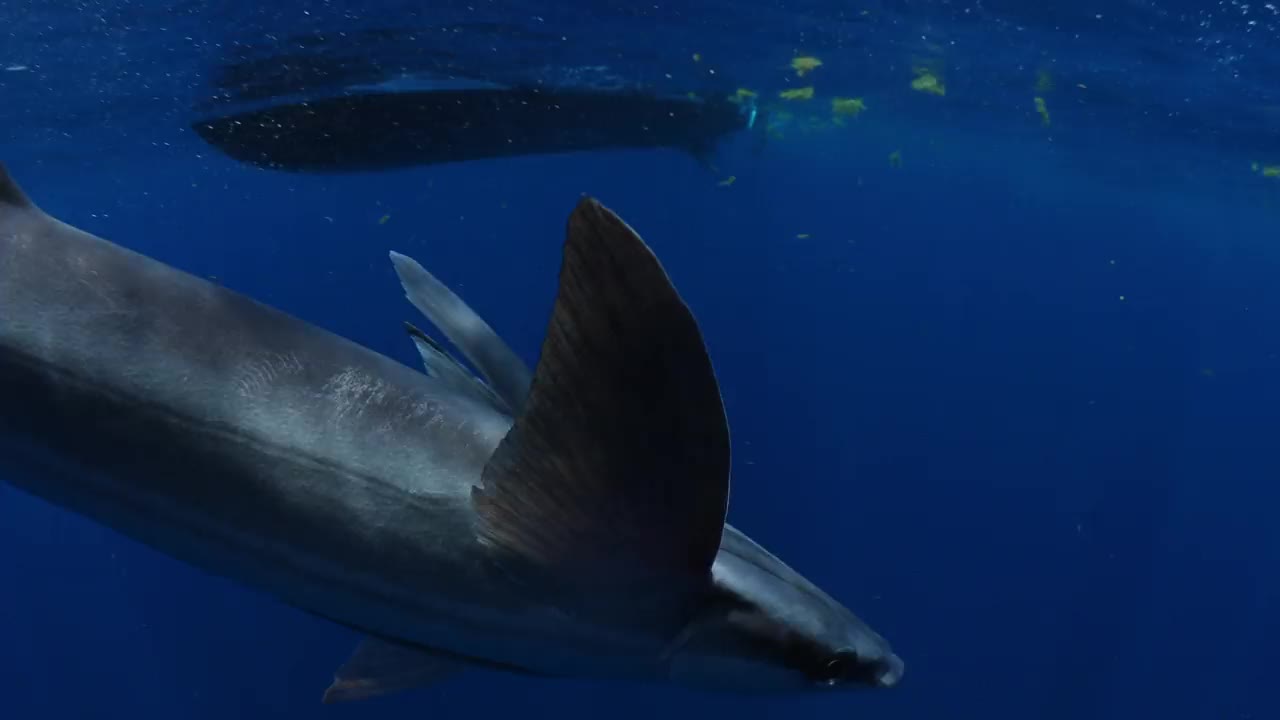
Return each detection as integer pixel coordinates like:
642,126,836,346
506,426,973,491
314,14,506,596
814,650,860,686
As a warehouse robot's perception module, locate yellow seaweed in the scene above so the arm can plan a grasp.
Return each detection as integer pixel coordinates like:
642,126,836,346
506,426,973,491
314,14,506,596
910,71,945,96
1034,96,1051,126
1035,69,1054,93
832,96,867,118
790,56,823,77
779,86,815,101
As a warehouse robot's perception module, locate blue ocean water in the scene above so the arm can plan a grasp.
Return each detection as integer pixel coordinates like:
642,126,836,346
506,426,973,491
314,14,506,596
1,0,1277,718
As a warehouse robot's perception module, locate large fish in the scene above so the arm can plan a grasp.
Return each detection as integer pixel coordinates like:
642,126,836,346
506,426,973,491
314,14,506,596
191,88,748,173
0,163,902,702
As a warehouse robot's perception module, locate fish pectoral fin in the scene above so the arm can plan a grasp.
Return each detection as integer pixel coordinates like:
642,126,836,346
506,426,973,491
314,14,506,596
322,636,466,703
403,321,510,413
472,197,731,608
389,249,533,413
681,140,719,172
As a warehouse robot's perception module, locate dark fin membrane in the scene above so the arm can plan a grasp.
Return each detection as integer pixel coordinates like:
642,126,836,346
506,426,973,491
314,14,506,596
0,163,35,210
473,197,731,615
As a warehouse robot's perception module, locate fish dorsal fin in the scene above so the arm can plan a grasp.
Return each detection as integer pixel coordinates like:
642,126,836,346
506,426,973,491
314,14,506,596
403,321,510,412
389,250,533,414
473,197,731,606
323,636,465,703
0,163,35,211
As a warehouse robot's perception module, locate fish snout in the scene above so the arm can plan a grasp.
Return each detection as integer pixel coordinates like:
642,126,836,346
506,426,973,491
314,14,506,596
874,652,905,688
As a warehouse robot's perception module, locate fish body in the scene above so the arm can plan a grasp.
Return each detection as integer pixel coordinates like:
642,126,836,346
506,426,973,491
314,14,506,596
192,88,747,173
0,164,902,701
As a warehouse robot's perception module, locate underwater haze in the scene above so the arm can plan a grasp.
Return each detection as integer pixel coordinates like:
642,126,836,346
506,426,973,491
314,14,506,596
1,0,1278,719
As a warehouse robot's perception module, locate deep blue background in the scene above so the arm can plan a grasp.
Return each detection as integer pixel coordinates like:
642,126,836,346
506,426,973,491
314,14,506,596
2,1,1279,718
